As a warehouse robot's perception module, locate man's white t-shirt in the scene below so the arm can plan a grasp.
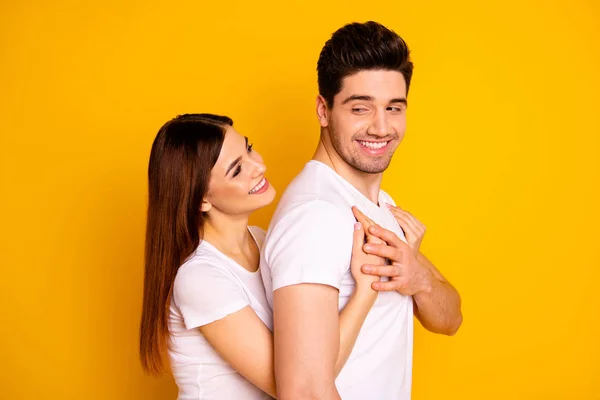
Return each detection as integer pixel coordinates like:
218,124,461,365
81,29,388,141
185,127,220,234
261,160,414,400
168,226,273,400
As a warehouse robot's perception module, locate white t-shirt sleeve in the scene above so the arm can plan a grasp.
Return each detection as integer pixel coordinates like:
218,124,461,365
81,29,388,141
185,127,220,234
265,200,354,292
173,260,249,330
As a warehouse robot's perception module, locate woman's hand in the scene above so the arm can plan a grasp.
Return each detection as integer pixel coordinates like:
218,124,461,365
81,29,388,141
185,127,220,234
386,203,426,255
350,206,386,292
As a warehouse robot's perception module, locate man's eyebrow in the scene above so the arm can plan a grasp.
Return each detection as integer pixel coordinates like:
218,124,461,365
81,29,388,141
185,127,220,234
342,95,374,105
342,95,408,106
389,98,408,105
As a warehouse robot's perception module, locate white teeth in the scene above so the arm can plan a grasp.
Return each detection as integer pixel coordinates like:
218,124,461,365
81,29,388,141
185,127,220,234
249,178,266,194
359,140,387,150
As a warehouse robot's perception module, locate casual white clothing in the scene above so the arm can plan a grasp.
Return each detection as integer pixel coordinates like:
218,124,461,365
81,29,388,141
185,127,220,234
261,160,414,400
168,226,273,400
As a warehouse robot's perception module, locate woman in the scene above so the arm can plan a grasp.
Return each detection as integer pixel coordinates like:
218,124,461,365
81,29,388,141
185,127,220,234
139,114,426,399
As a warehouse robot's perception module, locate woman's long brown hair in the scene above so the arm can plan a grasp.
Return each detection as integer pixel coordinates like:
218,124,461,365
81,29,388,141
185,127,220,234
139,113,233,375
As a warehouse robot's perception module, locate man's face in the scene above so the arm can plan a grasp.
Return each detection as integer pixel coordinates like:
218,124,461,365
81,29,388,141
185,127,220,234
325,69,407,174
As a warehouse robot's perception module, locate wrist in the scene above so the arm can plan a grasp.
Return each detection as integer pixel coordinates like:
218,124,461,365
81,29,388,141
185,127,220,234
354,283,378,303
417,269,434,294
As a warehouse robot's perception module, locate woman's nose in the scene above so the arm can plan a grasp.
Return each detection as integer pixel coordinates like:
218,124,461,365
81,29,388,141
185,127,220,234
251,159,266,178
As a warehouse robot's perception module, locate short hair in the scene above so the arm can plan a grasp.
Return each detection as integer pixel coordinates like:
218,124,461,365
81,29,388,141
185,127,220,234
317,21,414,107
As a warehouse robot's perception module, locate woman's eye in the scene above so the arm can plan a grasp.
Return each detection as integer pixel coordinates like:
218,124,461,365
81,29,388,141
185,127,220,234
232,165,242,177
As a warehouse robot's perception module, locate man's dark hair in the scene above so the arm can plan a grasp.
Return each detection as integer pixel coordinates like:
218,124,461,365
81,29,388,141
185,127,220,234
317,21,414,107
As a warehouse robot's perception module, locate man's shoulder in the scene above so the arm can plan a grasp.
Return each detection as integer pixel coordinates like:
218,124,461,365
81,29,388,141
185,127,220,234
273,162,353,221
265,187,355,247
269,198,353,235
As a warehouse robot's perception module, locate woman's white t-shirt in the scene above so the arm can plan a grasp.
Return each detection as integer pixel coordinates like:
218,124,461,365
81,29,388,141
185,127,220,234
168,226,273,400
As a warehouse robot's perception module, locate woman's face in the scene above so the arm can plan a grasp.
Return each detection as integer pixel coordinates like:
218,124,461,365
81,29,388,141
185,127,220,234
203,126,276,217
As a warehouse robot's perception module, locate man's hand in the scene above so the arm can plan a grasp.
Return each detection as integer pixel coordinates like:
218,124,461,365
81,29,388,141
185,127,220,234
386,203,426,255
361,224,434,295
352,207,462,335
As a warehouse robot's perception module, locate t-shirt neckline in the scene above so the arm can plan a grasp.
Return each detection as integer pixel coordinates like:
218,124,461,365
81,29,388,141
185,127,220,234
307,159,386,209
197,226,262,275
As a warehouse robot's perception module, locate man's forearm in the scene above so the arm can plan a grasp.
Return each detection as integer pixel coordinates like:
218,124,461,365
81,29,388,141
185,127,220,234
412,253,462,335
358,224,463,335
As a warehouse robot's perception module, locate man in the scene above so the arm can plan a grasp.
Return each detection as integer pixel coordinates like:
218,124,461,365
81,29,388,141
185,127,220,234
260,21,462,400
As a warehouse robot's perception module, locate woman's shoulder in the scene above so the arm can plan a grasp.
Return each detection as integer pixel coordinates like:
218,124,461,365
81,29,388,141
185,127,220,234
176,243,232,282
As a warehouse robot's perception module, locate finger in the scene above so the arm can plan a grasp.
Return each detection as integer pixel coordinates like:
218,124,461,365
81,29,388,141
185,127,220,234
366,232,385,245
372,279,407,292
388,205,419,229
390,208,412,223
352,206,376,227
394,207,425,233
352,206,377,243
352,206,384,244
386,206,419,236
387,204,413,222
367,225,407,249
385,202,402,211
401,214,425,238
351,222,366,258
392,212,418,237
361,264,401,277
405,212,425,232
363,242,405,263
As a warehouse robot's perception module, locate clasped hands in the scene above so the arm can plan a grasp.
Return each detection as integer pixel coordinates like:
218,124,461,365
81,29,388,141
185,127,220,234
351,205,433,296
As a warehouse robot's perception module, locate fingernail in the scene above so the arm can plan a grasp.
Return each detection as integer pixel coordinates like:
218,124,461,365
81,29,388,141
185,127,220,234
354,222,362,230
385,202,392,207
363,266,372,273
369,225,378,233
372,282,380,290
364,244,372,251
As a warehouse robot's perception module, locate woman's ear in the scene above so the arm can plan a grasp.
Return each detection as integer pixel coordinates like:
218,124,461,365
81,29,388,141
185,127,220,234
200,199,212,213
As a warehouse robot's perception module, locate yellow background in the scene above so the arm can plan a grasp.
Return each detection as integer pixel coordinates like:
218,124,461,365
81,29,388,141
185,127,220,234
1,1,599,399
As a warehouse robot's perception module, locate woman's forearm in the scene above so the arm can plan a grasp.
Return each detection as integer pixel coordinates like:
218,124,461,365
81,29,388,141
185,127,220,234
205,288,375,399
334,288,377,375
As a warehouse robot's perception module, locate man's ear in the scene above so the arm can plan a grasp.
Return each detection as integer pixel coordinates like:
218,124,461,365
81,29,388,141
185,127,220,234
316,95,330,128
200,199,212,213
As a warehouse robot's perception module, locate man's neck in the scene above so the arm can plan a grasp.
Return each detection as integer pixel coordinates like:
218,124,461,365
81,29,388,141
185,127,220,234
313,139,383,204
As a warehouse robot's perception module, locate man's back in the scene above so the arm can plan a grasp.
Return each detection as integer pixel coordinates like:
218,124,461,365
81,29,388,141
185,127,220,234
261,160,413,399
